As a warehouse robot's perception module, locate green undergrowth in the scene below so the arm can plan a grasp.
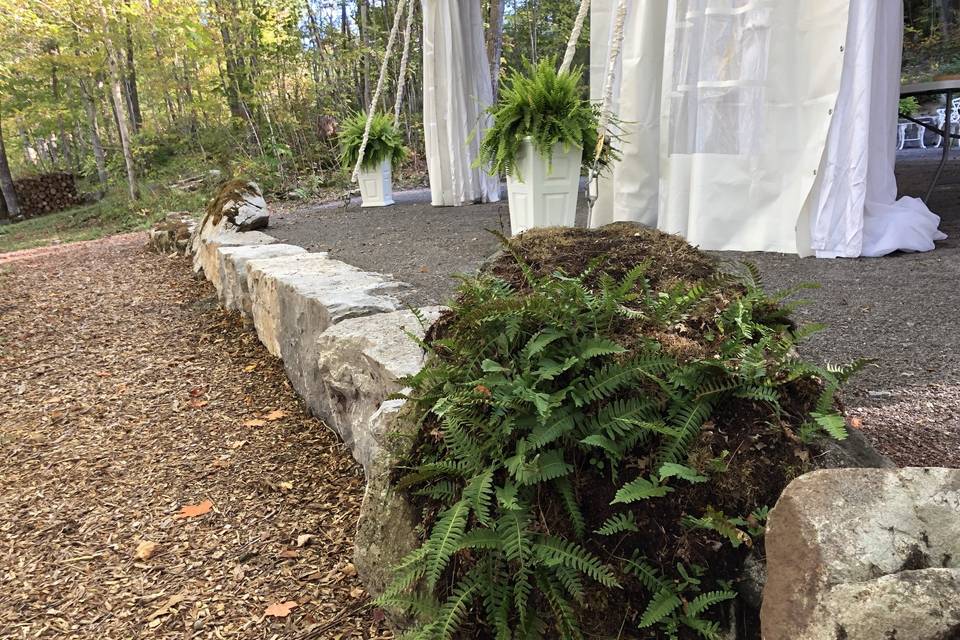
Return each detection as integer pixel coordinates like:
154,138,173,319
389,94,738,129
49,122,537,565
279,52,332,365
0,185,207,254
379,225,865,640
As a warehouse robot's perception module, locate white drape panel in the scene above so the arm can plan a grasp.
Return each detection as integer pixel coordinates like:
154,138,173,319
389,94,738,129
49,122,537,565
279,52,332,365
805,0,946,257
589,0,667,228
592,0,851,254
658,0,849,252
421,0,500,206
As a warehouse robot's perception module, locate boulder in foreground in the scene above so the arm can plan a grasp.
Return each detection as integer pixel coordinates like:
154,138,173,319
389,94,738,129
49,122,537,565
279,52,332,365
762,467,960,640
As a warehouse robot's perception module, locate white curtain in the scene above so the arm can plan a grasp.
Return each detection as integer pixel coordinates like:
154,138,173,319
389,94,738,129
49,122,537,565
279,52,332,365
592,0,944,257
589,0,668,228
421,0,500,206
805,0,946,257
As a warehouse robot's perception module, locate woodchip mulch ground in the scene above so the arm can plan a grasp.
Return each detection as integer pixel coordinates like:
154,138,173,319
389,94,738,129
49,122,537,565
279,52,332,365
0,234,391,639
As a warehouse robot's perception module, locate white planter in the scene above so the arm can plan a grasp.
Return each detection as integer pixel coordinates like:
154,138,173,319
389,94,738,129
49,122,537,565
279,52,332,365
506,138,583,234
358,160,395,207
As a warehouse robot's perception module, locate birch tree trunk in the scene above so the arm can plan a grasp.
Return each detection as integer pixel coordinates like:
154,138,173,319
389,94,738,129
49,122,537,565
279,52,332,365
79,78,110,195
99,0,140,201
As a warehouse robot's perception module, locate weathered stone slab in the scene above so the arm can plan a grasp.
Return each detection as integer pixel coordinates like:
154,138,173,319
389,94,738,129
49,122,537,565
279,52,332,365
314,307,444,472
216,244,307,314
354,398,420,610
245,253,407,415
192,222,278,287
762,467,960,640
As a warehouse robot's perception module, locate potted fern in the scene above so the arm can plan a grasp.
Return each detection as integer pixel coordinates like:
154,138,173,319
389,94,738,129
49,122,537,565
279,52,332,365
339,111,408,207
479,59,603,233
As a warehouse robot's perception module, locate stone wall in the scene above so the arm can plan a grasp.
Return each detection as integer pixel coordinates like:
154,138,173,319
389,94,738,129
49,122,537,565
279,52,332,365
185,206,442,477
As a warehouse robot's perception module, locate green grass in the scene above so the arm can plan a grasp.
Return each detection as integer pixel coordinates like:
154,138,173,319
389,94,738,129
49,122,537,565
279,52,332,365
0,181,207,254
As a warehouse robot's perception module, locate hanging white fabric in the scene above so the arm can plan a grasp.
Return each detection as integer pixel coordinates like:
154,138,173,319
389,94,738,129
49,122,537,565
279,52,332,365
421,0,500,206
590,0,667,228
592,0,852,254
805,0,946,257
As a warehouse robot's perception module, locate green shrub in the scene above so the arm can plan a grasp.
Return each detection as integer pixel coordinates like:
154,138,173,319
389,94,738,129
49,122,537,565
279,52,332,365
338,111,408,172
379,227,864,639
478,59,611,179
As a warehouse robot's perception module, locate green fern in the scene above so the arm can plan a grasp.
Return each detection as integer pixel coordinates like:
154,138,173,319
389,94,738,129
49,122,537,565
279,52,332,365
382,236,866,639
338,111,408,171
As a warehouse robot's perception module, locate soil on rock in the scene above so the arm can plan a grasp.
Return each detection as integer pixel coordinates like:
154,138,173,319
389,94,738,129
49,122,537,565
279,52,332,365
0,235,390,639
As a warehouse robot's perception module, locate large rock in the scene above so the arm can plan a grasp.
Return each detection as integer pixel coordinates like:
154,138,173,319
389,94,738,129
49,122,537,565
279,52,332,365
314,307,444,473
209,180,270,231
147,212,196,255
216,244,307,315
354,399,421,608
245,253,407,416
761,467,960,640
191,180,276,281
193,227,278,287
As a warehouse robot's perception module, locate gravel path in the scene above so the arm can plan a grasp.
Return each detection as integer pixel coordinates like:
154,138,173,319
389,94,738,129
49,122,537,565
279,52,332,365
0,235,390,639
269,155,960,468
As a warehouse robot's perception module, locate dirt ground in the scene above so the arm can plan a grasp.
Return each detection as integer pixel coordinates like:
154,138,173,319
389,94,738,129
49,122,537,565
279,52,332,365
0,235,390,639
268,153,960,468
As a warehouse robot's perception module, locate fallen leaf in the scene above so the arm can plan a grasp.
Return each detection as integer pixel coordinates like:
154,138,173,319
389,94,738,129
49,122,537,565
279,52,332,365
264,601,298,618
278,481,294,491
95,370,112,377
296,534,315,547
278,548,300,559
243,363,258,373
211,458,232,469
135,541,159,561
146,594,185,621
341,563,357,577
229,440,247,449
349,586,365,598
419,266,429,273
189,387,204,398
264,409,287,421
189,398,208,409
243,418,267,427
849,417,863,429
177,500,213,519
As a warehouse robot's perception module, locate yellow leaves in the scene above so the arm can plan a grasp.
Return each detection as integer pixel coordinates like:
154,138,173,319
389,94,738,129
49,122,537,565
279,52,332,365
243,409,287,427
177,499,213,519
134,541,159,561
243,363,258,373
264,601,298,618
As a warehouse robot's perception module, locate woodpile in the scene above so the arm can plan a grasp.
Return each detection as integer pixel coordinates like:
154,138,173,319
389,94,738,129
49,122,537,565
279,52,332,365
13,173,81,218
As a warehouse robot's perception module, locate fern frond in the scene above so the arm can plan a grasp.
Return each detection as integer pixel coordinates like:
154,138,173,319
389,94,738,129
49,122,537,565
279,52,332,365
424,500,471,589
595,512,638,535
533,536,620,587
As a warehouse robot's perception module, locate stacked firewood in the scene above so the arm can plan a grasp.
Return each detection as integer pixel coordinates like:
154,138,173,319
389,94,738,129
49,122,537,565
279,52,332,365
13,173,81,218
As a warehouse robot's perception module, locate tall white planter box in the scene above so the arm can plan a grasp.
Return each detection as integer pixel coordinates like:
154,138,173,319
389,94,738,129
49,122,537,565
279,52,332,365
506,138,583,234
358,160,395,207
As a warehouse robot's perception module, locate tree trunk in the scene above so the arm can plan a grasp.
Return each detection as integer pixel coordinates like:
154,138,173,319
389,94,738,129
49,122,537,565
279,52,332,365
0,116,21,221
487,0,506,100
99,1,139,201
79,78,110,195
124,0,143,132
361,0,370,109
